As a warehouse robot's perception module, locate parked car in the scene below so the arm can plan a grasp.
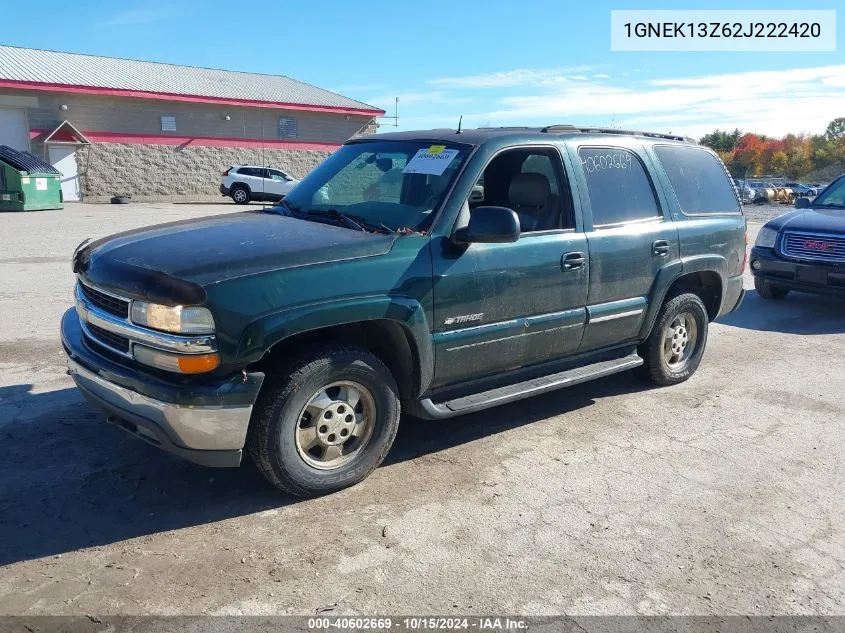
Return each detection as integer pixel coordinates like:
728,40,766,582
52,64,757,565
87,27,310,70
751,175,845,299
62,126,746,497
784,182,817,197
220,165,298,204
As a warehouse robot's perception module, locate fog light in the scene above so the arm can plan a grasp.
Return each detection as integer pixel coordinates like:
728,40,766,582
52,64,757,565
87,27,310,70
751,259,761,271
134,345,220,374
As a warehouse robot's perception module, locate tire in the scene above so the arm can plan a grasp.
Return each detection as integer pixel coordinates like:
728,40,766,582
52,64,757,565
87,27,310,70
230,185,250,205
247,345,401,497
754,277,789,300
110,196,131,204
637,292,709,386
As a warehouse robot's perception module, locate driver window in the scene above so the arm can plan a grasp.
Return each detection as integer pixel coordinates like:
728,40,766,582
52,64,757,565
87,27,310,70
468,148,573,233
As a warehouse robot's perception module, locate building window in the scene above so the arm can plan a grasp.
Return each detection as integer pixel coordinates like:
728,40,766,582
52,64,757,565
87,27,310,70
160,116,177,132
278,117,297,139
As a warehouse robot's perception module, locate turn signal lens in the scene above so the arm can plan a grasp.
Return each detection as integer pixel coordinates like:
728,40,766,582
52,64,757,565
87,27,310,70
176,354,221,374
133,345,220,374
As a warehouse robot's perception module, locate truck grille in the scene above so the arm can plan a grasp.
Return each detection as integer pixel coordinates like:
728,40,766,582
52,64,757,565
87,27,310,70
79,282,130,318
781,232,845,263
85,322,131,354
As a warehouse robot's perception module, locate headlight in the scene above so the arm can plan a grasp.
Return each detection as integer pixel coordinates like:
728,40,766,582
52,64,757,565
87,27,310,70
130,301,215,334
755,226,779,249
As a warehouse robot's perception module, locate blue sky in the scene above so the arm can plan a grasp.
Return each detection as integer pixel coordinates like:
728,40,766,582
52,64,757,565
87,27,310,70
2,0,843,138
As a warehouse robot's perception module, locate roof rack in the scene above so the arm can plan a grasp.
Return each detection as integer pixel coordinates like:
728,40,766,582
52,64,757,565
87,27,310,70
540,124,695,143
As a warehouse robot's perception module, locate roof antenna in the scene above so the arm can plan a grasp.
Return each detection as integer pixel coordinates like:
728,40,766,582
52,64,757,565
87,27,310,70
456,115,463,134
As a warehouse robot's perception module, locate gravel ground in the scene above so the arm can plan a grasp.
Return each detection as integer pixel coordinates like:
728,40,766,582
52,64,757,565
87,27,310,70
0,201,843,616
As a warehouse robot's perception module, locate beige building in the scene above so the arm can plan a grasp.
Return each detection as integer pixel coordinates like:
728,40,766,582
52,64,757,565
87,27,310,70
0,46,383,202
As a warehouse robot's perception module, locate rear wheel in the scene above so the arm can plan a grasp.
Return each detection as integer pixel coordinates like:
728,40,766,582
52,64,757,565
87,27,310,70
247,345,401,497
637,292,709,386
231,185,250,204
755,277,789,300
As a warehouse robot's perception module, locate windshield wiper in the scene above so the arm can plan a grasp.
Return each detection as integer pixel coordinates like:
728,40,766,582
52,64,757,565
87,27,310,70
306,209,366,232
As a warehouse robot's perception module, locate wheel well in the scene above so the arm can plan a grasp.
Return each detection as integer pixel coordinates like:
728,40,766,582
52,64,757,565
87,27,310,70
254,321,421,400
231,182,250,192
665,271,722,320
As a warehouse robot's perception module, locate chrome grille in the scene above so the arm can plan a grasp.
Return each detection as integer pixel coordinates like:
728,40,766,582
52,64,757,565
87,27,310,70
781,232,845,263
79,282,129,318
85,322,131,354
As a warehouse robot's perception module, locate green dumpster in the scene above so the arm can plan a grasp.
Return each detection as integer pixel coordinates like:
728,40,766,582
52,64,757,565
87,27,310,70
0,145,63,211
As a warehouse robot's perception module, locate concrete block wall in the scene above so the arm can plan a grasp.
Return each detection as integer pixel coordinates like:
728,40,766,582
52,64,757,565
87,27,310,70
77,143,332,202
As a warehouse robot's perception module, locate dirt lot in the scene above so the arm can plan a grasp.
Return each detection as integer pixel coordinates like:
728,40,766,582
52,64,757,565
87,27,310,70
1,202,843,615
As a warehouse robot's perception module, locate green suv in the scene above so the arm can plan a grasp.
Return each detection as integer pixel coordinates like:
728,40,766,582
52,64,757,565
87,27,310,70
61,125,746,497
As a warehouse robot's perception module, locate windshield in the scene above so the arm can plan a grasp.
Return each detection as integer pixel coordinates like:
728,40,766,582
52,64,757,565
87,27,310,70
281,141,470,231
812,177,845,208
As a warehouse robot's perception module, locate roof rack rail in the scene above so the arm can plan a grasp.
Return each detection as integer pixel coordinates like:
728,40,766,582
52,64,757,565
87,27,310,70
540,125,695,143
477,126,542,131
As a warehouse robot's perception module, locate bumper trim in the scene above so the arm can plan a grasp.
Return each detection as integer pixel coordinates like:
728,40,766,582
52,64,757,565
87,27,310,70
68,356,252,461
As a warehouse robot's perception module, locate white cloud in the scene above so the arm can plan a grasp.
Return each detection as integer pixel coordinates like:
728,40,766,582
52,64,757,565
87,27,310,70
461,64,845,138
427,67,593,89
592,74,610,79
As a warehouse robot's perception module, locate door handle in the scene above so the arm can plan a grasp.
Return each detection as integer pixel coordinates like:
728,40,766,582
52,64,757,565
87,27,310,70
652,240,671,256
562,251,586,271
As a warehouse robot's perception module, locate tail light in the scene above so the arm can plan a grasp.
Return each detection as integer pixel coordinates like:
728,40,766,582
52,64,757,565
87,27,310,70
222,168,231,177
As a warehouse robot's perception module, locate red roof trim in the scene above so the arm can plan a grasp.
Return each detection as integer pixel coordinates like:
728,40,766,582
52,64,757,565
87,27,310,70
0,79,385,116
29,129,341,151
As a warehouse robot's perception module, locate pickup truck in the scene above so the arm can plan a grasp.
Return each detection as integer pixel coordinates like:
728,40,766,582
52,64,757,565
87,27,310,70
62,125,746,497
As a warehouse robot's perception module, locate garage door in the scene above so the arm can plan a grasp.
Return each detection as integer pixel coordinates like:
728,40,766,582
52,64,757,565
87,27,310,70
0,108,29,151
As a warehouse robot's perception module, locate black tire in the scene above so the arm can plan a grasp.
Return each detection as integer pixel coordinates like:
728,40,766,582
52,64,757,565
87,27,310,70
230,185,250,205
247,345,401,497
637,292,709,386
754,277,789,300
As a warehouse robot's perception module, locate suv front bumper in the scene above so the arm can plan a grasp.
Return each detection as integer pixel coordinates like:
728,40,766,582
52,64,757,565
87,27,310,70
750,246,845,297
61,308,264,467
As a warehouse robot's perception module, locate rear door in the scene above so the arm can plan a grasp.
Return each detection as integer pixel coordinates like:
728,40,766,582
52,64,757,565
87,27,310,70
568,143,678,351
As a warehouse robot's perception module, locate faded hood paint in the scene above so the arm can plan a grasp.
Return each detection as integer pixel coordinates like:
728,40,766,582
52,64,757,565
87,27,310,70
76,211,397,305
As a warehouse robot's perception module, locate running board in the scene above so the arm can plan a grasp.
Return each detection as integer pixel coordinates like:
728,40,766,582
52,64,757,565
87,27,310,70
414,353,643,419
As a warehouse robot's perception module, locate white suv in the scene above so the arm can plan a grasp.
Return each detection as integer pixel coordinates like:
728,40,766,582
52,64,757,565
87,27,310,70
220,165,299,204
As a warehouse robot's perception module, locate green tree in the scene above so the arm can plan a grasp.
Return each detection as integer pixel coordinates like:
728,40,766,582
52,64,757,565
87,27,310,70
825,117,845,140
700,129,741,153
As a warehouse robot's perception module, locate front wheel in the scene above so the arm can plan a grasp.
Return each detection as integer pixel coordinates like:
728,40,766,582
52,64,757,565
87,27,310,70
637,293,709,386
247,345,401,497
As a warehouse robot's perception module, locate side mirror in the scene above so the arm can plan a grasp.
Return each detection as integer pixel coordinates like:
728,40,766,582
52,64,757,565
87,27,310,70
453,206,520,244
795,196,811,209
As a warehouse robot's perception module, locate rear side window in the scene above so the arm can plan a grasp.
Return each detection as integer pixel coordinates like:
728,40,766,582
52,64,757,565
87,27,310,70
578,147,660,225
654,145,740,214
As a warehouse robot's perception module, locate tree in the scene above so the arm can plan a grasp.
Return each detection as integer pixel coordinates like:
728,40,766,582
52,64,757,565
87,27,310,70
700,129,741,153
825,117,845,140
770,150,788,175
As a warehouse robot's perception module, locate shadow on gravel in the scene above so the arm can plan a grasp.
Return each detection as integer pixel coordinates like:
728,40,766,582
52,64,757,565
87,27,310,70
0,371,652,566
719,289,845,335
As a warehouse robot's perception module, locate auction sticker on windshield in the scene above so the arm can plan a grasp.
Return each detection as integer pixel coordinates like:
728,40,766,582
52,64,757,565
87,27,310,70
403,147,459,176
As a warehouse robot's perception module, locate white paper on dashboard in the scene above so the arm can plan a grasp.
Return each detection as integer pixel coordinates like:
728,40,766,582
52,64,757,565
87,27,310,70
402,148,459,176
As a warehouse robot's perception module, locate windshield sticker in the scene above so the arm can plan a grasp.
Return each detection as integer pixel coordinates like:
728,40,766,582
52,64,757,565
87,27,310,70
403,148,459,176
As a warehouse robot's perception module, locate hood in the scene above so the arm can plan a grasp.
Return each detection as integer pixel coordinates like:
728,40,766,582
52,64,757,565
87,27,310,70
774,207,845,234
76,211,396,305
